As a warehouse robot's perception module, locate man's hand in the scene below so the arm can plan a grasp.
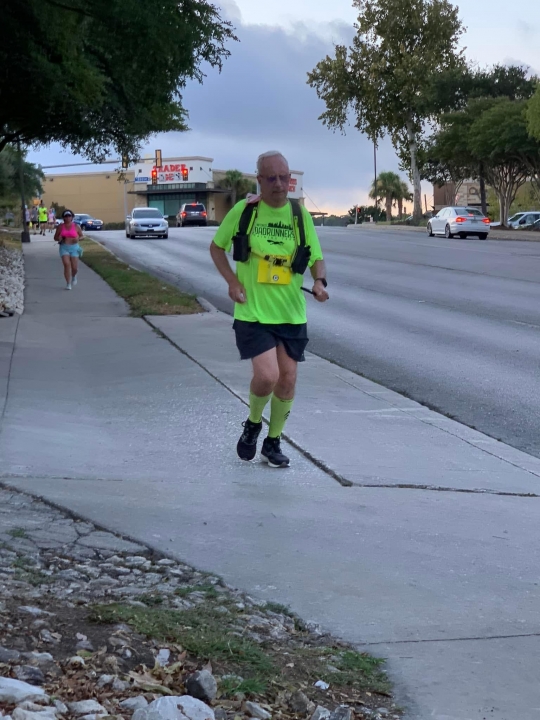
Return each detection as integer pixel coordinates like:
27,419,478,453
229,279,247,304
312,279,329,302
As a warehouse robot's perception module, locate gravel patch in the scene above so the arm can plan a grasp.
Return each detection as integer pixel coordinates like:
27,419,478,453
0,488,399,720
0,241,24,314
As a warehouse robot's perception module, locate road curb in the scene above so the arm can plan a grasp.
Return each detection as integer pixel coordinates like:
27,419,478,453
196,296,218,313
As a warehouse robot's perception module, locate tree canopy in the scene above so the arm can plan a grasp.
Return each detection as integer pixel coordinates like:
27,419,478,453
527,85,540,142
1,0,236,160
425,97,540,225
307,0,465,223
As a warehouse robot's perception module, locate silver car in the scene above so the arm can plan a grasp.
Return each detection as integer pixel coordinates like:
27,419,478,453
427,206,491,239
126,207,168,239
509,211,540,229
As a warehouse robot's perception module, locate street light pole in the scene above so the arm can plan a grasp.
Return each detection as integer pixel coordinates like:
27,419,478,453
17,139,30,243
373,138,378,224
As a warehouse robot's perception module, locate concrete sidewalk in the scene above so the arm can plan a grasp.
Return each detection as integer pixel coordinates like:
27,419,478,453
2,241,540,720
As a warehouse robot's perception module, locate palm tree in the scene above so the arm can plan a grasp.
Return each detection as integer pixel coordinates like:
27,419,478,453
369,171,402,221
221,170,256,207
395,180,413,219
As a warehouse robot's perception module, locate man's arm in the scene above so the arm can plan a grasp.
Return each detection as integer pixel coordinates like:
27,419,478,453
310,259,329,302
209,241,246,304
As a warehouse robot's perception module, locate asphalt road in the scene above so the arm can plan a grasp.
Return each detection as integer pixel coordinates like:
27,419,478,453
91,225,540,459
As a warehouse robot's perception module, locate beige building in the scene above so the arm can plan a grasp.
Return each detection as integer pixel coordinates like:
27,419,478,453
42,155,305,224
433,180,482,212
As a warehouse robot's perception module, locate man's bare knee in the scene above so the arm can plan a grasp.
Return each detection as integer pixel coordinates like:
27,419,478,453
252,367,279,395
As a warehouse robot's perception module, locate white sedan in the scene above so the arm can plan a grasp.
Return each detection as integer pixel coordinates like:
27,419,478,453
427,207,491,239
125,208,169,239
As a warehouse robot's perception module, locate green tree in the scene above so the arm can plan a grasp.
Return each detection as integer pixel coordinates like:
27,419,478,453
368,171,402,220
426,64,538,213
220,170,257,207
307,0,465,224
395,180,413,219
414,110,479,206
467,98,540,225
0,146,44,211
527,85,540,141
1,0,236,160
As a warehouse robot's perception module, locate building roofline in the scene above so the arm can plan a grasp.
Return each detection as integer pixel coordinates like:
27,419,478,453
136,156,213,163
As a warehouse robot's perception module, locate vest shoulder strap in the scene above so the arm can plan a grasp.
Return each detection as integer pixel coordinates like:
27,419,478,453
238,201,258,235
290,198,306,247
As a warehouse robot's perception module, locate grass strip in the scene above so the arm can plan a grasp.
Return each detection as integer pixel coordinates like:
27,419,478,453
90,603,275,686
0,232,23,252
79,237,203,317
89,602,390,697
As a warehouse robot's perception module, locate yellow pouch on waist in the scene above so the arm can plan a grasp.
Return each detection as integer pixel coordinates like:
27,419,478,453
257,257,292,285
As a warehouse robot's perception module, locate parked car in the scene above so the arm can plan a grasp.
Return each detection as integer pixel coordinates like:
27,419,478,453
427,206,490,239
510,211,540,229
73,213,103,230
125,207,168,239
491,212,540,229
177,203,207,227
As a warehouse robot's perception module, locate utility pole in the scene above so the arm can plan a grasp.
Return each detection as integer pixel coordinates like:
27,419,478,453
17,140,30,243
373,139,378,223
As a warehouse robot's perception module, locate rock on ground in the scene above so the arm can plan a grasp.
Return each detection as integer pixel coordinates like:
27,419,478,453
0,678,47,704
243,702,271,720
67,700,107,717
133,696,215,720
185,670,217,702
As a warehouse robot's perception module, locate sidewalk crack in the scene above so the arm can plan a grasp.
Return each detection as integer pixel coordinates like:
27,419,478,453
349,482,539,498
144,317,354,487
365,631,540,646
0,313,20,428
336,375,540,482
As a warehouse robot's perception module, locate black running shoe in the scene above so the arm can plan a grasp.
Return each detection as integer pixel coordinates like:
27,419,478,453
237,419,263,461
261,436,290,468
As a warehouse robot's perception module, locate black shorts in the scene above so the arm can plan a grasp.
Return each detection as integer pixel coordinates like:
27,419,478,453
233,320,309,362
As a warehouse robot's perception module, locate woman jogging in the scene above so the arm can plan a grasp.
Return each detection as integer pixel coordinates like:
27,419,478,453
54,209,83,290
47,207,56,233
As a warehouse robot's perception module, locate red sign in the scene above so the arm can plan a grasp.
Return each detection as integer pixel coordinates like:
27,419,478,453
288,177,298,193
152,164,186,173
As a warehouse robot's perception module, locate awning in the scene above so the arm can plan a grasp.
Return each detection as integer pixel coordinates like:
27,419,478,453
128,187,229,196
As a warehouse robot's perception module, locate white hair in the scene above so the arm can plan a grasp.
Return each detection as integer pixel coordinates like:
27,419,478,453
256,151,289,174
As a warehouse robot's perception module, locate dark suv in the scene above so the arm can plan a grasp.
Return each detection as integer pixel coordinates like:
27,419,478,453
73,214,103,230
177,203,207,227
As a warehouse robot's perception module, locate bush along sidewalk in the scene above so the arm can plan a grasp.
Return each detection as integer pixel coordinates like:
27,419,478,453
79,238,203,317
0,487,400,720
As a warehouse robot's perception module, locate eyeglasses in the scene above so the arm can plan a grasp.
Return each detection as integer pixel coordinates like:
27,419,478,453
260,174,290,184
63,214,73,218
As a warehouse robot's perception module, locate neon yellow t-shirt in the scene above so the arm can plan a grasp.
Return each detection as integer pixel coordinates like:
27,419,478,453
213,200,323,325
38,206,48,222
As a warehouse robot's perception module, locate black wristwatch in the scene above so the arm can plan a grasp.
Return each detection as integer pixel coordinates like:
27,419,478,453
315,277,328,288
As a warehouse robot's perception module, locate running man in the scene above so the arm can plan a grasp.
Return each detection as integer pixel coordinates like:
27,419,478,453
38,201,48,236
30,205,38,234
210,151,329,468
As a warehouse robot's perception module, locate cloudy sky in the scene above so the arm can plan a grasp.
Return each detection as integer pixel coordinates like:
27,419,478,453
28,0,540,213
